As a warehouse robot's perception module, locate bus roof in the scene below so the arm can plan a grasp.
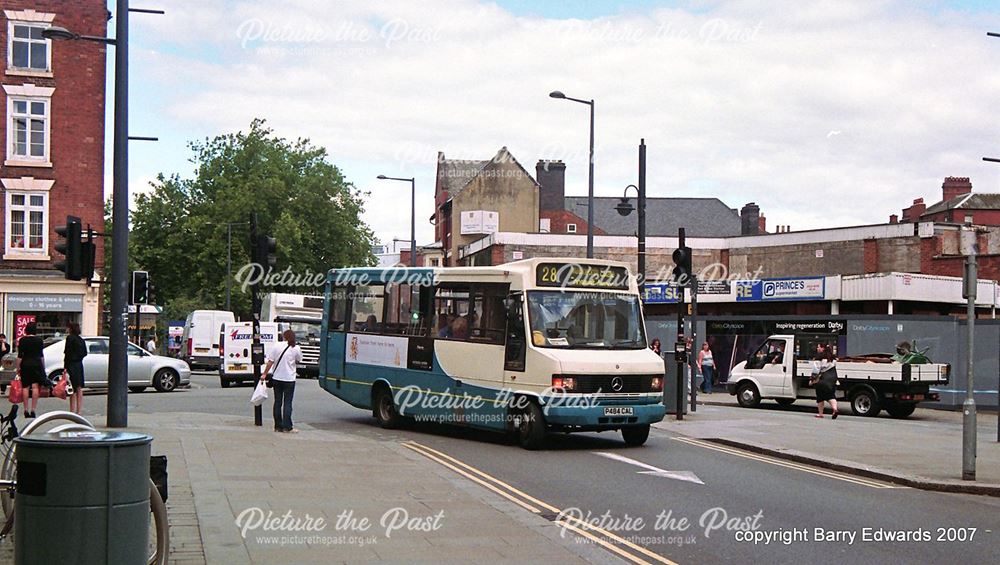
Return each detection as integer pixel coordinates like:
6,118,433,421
325,257,636,289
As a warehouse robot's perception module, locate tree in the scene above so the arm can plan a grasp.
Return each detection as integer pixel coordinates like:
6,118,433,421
127,119,375,319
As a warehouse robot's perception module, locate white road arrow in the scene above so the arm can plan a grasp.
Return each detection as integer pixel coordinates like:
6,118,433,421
594,452,704,485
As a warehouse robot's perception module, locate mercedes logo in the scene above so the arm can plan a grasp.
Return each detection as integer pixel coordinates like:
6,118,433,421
611,377,624,392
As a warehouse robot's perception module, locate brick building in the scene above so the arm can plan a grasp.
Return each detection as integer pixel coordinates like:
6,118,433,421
0,1,107,340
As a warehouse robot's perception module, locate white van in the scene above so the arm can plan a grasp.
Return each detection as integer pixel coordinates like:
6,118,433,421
181,310,235,370
219,321,282,387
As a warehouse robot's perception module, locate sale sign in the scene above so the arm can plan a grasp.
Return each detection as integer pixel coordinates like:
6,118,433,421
15,315,36,344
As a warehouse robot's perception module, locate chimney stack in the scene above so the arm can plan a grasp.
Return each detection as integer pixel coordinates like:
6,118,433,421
889,214,898,224
740,203,761,235
942,177,972,203
758,214,767,234
902,198,926,222
535,160,566,212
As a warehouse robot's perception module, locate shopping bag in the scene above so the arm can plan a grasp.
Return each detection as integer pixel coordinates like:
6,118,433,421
53,375,69,400
250,380,269,406
7,378,22,404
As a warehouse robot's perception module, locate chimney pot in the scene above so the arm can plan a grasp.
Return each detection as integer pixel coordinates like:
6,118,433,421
942,176,972,202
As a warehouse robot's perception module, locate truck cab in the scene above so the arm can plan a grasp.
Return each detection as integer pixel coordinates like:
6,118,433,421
726,334,950,418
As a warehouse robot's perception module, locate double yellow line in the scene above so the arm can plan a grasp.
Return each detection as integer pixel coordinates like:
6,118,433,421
672,437,900,489
401,440,678,565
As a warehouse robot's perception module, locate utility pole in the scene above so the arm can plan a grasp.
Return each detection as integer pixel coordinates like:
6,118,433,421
962,225,977,480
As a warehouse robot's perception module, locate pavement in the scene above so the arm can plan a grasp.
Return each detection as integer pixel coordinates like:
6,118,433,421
110,411,609,565
656,393,1000,495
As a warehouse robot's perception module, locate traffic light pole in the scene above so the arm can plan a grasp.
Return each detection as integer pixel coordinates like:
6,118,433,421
674,228,687,421
689,275,698,412
250,213,263,427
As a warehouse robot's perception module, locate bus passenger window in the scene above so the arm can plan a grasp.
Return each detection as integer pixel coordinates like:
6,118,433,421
327,286,350,331
350,284,384,333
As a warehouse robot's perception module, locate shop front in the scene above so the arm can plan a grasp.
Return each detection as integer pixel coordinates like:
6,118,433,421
0,273,99,347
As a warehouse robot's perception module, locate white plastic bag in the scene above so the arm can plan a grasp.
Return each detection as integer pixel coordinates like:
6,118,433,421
251,380,269,406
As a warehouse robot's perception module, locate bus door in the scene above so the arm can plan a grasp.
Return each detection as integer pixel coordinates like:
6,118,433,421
323,286,351,380
503,293,527,383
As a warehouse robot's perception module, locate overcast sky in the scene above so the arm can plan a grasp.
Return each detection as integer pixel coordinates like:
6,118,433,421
110,0,1000,248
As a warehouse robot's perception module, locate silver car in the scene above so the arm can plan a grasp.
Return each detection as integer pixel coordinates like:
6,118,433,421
0,336,191,393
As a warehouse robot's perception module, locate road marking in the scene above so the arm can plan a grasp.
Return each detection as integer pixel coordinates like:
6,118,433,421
593,452,704,485
672,437,900,489
402,440,678,565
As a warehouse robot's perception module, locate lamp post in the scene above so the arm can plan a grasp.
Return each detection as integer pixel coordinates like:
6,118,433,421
549,90,595,259
205,221,250,311
613,140,647,292
42,2,165,428
377,175,417,267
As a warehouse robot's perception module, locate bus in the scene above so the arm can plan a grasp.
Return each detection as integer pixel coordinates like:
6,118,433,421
318,258,666,449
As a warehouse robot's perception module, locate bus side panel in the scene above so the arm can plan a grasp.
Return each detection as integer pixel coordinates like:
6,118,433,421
319,332,349,399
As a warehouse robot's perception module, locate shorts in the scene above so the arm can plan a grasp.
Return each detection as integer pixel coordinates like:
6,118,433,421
66,361,85,389
19,364,45,387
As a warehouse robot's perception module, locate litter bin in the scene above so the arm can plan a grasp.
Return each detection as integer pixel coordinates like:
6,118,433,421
662,353,688,415
14,431,152,565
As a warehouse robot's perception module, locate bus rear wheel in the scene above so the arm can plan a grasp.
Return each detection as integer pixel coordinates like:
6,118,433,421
514,400,546,450
373,385,403,429
621,424,650,447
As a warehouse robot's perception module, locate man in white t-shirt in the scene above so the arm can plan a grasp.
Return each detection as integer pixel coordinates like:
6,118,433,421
146,337,157,354
261,329,303,433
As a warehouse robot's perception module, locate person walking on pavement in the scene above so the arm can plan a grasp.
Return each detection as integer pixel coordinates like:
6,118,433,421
63,322,87,414
0,333,10,358
16,323,45,418
260,329,302,433
811,343,839,419
698,342,715,393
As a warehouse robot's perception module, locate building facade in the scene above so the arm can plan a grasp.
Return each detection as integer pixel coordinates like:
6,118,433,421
0,1,107,341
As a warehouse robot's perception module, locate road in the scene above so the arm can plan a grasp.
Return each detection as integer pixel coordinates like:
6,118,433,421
78,371,1000,564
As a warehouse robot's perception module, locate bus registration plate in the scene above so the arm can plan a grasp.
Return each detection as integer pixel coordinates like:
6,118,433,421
604,407,634,416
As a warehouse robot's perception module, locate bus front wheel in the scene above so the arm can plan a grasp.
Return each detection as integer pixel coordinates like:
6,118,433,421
621,424,650,447
373,385,403,429
514,400,546,450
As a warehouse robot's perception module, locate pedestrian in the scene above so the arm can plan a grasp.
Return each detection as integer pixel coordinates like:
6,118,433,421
0,333,10,358
811,343,839,419
698,342,715,393
650,338,661,355
63,322,87,414
146,335,157,354
16,323,45,418
260,329,302,433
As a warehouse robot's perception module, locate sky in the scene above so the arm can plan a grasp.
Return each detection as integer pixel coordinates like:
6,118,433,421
105,0,1000,249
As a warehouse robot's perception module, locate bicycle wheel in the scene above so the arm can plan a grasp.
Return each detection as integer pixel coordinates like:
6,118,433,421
148,480,170,565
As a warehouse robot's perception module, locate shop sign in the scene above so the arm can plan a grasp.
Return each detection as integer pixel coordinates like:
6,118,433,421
7,294,84,312
736,277,825,302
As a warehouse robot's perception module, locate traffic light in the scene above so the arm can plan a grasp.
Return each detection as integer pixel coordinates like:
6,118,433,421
255,235,277,270
132,270,149,305
54,215,83,280
81,226,96,283
672,246,692,283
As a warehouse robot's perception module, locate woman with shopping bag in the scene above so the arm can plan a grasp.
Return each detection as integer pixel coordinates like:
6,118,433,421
16,323,45,418
62,322,86,413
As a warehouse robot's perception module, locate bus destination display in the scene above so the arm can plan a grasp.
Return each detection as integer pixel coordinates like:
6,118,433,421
536,263,630,290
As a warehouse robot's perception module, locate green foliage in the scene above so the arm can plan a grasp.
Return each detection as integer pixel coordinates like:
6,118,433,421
126,119,376,320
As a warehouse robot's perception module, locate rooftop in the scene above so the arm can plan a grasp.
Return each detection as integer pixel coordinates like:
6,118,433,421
564,196,742,237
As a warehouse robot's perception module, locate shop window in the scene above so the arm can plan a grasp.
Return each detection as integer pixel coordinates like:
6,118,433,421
5,191,47,255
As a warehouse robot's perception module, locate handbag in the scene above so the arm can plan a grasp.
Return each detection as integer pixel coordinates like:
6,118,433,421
7,377,23,404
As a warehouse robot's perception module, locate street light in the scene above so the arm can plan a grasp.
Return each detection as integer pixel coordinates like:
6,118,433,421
205,221,251,311
44,2,163,428
613,140,647,292
549,90,595,259
377,175,417,267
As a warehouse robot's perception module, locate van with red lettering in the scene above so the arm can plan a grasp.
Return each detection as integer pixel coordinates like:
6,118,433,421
219,321,281,387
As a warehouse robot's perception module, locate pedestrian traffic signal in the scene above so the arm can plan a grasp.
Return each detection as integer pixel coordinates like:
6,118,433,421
672,246,692,283
255,235,277,270
55,215,83,280
132,270,149,305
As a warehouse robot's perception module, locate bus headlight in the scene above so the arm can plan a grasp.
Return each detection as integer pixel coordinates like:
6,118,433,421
651,376,663,392
552,375,577,392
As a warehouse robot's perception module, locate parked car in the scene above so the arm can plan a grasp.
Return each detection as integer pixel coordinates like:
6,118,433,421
0,336,191,393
